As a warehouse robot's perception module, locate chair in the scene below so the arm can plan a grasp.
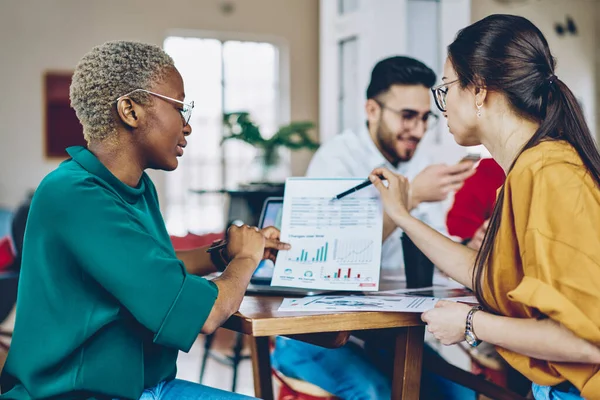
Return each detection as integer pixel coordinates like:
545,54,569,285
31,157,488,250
5,192,33,276
0,234,17,353
0,272,18,375
0,237,14,274
0,194,32,376
198,330,251,393
422,348,529,400
457,342,532,398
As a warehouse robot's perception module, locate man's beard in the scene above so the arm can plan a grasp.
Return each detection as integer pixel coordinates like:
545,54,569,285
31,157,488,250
375,124,418,165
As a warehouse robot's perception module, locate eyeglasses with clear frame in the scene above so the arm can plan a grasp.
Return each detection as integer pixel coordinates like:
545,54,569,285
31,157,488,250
431,79,459,113
115,89,195,126
374,100,439,131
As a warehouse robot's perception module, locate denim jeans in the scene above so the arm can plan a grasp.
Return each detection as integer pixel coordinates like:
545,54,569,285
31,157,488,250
272,336,476,400
137,379,257,400
531,383,583,400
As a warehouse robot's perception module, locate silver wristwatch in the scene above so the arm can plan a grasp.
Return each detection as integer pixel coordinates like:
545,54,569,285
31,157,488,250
465,305,483,348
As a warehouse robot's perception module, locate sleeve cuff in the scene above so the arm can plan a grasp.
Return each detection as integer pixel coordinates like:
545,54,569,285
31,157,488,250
153,275,218,352
508,276,600,344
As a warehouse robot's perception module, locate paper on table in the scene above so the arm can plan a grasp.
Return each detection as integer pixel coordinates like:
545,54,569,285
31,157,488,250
278,295,439,313
375,286,478,304
272,178,383,291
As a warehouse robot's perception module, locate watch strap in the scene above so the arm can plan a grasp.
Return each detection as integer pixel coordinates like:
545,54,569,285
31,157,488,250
465,305,483,347
207,239,231,272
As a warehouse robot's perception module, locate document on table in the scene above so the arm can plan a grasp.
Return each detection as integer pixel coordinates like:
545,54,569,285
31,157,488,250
278,295,438,313
271,178,383,291
375,286,478,304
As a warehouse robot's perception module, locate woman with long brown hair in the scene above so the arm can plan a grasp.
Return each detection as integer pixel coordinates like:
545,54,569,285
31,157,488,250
371,14,600,399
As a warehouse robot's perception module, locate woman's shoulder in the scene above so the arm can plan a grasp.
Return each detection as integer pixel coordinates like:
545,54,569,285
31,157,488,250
509,140,583,182
35,159,101,204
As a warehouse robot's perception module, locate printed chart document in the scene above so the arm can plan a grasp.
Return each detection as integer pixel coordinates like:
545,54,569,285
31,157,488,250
375,286,478,304
278,295,438,313
271,178,383,291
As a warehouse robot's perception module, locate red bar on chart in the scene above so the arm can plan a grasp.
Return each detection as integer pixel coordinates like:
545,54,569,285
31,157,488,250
348,268,352,278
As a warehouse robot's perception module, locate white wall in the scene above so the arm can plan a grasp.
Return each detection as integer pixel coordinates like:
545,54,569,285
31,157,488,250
472,0,598,141
0,0,319,209
408,0,474,165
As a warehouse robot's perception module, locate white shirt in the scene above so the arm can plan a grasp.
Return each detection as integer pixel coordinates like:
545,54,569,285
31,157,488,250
306,128,448,274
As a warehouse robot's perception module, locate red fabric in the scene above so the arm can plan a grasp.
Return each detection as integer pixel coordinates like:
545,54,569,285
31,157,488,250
273,369,337,400
277,384,337,400
446,158,506,240
169,232,224,251
0,236,15,272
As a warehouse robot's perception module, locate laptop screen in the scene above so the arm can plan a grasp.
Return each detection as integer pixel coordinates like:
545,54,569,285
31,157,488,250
259,198,283,230
253,197,283,280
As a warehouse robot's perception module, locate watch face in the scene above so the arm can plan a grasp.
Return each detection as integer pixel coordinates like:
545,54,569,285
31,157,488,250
465,331,479,347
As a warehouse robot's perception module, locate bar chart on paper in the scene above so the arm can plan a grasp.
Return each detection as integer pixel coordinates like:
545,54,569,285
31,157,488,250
286,239,374,264
288,242,330,263
272,178,383,291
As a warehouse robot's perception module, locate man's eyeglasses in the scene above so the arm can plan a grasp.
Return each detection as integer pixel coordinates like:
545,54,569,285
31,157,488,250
374,100,439,130
116,89,195,126
431,79,459,113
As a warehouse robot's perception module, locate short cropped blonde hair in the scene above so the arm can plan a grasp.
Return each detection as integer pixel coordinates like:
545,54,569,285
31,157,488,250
70,41,175,142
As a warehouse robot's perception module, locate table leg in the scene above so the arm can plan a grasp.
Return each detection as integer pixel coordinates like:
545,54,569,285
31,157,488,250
391,326,425,400
249,336,274,400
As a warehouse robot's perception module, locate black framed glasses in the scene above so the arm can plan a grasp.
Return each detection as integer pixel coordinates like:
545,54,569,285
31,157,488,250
374,100,439,130
116,89,195,126
431,79,459,113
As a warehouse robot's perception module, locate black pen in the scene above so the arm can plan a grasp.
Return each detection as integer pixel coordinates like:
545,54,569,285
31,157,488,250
331,176,385,201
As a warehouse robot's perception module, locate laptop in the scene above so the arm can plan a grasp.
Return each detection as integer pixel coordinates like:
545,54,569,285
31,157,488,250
245,197,329,296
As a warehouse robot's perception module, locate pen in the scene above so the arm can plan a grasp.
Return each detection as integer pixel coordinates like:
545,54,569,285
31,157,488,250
331,176,384,201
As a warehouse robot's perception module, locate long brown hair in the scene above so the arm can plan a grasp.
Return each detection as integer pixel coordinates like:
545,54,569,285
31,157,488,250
448,14,600,310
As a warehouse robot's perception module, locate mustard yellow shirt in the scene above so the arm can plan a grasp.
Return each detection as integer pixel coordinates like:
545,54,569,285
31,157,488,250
483,140,600,398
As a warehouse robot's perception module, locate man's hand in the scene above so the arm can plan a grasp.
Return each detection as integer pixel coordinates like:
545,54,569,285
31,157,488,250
410,162,476,208
260,226,291,262
467,219,489,251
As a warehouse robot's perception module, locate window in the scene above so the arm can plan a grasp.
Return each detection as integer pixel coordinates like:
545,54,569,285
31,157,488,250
164,36,283,236
338,36,359,134
338,0,359,15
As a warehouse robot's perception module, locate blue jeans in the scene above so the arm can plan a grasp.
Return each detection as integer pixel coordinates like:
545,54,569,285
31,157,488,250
532,383,583,400
138,379,257,400
272,336,476,400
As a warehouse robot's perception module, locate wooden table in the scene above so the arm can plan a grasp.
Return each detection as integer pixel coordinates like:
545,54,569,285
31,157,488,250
222,295,426,400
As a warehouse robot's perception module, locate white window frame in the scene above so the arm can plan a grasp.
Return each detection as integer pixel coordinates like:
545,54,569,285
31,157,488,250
162,30,291,234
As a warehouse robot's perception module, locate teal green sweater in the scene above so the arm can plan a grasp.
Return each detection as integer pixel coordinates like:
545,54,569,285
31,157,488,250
0,147,218,399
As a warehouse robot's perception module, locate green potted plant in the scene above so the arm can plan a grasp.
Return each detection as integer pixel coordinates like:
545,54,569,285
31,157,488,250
221,112,319,182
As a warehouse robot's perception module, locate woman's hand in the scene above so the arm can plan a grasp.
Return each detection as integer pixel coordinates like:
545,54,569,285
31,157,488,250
226,225,267,265
421,300,472,345
369,167,411,223
260,226,291,262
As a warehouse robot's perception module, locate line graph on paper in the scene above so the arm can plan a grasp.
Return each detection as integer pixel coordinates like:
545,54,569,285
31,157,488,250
333,239,374,264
